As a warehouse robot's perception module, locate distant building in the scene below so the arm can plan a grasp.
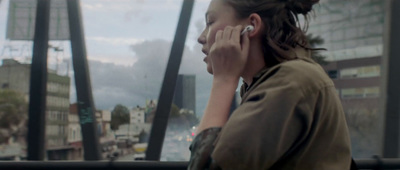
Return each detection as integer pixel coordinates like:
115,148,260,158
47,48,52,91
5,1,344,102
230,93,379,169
115,106,149,138
311,0,384,112
309,0,384,157
0,59,71,160
0,144,24,160
114,123,151,139
309,0,384,110
130,106,145,124
100,110,112,135
67,103,83,160
173,74,195,113
68,104,116,160
96,109,116,159
310,0,384,55
113,106,151,143
144,99,157,123
0,59,30,97
95,110,103,136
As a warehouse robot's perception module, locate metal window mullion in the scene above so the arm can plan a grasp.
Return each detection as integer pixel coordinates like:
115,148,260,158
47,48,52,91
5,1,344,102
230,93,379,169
27,0,51,161
67,0,102,160
381,0,400,158
145,0,195,161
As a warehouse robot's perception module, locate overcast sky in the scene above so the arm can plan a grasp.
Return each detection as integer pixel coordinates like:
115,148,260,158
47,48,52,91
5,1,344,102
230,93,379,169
0,0,218,117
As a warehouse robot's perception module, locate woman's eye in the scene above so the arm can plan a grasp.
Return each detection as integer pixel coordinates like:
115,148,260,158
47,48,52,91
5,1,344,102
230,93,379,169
206,21,213,26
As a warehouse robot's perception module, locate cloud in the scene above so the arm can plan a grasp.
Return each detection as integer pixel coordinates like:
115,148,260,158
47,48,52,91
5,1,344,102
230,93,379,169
130,39,212,116
68,59,148,111
81,0,181,24
81,2,104,10
68,38,212,116
196,0,211,3
82,0,181,12
185,18,205,49
86,37,145,46
87,55,137,67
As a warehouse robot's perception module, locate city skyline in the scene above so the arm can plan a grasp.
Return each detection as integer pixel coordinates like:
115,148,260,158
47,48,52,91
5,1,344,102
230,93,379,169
0,0,215,116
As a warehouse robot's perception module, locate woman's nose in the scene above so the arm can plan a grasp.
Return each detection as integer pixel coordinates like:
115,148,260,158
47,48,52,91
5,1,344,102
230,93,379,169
197,34,206,45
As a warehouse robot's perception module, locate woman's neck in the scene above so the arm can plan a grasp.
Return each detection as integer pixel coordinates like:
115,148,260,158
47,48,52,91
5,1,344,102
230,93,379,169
241,42,266,85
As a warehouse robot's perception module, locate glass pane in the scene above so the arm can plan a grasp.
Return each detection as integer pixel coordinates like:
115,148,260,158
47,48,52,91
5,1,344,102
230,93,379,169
78,0,183,161
312,0,384,158
0,0,31,161
0,0,71,161
1,0,73,160
0,0,186,161
159,0,211,161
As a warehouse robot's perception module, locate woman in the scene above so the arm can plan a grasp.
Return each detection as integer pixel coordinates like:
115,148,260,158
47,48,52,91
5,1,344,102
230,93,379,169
189,0,352,169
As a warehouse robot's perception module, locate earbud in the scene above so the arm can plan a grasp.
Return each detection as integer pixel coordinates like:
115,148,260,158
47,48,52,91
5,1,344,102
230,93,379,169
241,25,254,35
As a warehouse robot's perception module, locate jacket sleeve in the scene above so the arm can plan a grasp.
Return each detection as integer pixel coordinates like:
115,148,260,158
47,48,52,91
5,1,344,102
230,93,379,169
211,66,317,170
188,127,222,170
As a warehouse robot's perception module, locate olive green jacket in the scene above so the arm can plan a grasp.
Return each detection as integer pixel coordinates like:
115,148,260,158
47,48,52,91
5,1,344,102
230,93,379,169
189,57,352,170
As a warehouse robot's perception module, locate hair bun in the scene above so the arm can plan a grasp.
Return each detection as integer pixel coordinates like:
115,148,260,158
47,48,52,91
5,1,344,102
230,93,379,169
285,0,319,15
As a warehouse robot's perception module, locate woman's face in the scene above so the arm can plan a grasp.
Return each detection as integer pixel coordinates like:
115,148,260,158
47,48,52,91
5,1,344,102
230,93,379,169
197,0,243,74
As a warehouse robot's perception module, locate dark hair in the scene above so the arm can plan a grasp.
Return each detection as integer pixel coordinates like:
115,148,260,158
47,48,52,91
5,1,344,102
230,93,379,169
223,0,320,66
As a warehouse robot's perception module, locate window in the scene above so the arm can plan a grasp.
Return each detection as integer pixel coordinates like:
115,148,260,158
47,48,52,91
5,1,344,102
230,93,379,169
0,0,394,164
340,65,380,78
327,70,338,79
341,87,380,98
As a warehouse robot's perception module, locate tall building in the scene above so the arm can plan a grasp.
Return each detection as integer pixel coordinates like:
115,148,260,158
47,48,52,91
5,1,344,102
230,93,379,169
308,0,384,157
309,0,384,54
173,74,196,113
0,59,71,160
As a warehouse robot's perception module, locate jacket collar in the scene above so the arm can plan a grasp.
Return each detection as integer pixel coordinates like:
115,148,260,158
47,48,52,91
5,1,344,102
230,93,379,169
240,47,312,97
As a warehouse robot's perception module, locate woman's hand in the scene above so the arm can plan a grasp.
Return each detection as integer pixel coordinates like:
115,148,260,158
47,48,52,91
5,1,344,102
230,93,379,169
197,25,250,134
209,25,250,83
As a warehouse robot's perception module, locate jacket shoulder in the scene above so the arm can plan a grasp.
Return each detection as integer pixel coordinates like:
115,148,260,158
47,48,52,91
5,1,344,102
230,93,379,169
249,58,334,99
272,58,332,88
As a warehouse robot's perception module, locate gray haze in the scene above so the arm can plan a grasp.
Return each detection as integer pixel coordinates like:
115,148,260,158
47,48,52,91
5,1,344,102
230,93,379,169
68,39,212,117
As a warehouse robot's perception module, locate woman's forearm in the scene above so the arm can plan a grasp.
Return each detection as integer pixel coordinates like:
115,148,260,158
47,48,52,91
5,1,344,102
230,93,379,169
197,78,239,134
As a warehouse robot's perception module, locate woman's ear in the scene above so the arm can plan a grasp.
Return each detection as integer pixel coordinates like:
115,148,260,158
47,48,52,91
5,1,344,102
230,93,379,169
247,13,263,38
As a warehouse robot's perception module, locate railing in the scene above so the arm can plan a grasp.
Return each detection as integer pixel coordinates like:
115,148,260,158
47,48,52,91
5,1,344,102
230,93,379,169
0,158,400,170
0,161,188,170
356,158,400,169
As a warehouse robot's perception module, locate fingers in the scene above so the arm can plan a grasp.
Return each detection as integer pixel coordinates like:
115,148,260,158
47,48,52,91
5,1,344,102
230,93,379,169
215,25,243,43
231,25,242,43
215,30,223,42
213,25,250,59
208,25,250,79
222,26,233,41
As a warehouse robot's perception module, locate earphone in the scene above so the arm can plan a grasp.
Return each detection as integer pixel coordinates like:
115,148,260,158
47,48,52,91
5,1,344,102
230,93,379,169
240,25,254,35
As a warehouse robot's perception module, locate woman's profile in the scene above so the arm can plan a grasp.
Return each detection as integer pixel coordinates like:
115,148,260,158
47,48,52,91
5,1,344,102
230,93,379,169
189,0,352,169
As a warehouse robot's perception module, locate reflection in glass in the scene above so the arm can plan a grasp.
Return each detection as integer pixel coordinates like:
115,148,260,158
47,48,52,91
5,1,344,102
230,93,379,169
313,0,384,158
